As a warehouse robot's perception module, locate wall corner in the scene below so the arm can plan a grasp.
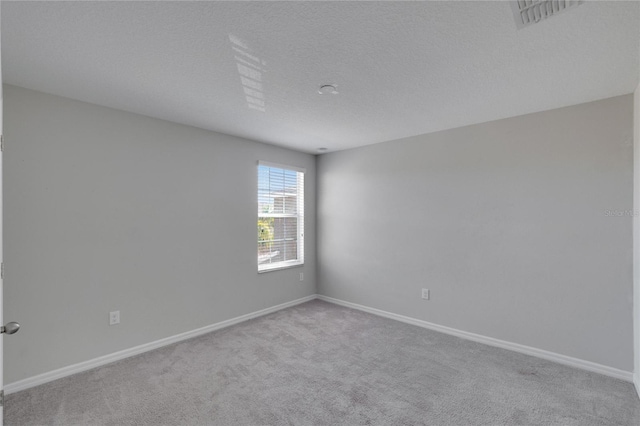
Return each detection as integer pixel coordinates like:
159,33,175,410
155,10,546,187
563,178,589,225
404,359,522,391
634,83,640,399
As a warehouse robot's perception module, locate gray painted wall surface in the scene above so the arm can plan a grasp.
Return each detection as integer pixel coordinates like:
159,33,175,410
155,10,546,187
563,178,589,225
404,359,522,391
3,85,316,384
318,95,634,371
634,85,640,389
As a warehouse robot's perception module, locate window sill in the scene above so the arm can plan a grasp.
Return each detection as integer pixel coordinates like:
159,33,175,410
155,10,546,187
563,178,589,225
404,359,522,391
258,261,304,274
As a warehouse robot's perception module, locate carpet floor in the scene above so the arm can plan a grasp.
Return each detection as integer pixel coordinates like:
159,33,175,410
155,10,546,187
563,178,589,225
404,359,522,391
5,300,640,425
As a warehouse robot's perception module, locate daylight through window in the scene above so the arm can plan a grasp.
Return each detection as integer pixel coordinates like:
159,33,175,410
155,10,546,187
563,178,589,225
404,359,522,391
258,162,304,271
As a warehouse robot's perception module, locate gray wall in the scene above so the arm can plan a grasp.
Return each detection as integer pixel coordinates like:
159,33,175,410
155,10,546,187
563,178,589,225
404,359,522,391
634,84,640,388
3,85,316,384
318,95,634,371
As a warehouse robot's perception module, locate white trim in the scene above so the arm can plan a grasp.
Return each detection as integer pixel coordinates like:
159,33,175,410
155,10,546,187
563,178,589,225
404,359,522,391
4,295,316,395
6,293,634,395
258,261,304,273
317,295,634,383
258,160,306,174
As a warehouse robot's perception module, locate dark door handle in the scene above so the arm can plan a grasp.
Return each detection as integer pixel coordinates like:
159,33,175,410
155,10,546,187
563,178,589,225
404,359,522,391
1,322,20,335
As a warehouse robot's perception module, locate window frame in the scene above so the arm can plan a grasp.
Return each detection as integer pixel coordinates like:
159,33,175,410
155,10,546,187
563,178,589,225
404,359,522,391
257,161,305,273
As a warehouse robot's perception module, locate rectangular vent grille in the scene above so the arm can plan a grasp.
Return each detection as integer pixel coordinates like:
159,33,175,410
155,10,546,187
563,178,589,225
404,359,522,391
511,0,584,29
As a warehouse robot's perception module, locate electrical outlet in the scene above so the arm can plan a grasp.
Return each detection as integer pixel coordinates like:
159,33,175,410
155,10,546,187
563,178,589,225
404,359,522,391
300,272,304,281
421,289,430,300
109,311,120,325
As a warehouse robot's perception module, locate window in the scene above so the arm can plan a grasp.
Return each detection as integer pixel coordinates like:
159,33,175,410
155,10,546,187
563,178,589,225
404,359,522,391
257,161,304,271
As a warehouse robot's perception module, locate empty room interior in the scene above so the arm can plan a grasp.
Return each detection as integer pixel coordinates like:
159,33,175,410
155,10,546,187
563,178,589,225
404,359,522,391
1,1,640,425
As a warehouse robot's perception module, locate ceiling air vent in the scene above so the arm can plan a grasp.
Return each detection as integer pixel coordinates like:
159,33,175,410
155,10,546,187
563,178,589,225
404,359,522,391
511,0,584,29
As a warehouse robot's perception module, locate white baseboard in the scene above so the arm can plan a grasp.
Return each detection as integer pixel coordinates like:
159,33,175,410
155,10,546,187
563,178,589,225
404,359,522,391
6,293,634,394
4,294,317,395
317,295,634,383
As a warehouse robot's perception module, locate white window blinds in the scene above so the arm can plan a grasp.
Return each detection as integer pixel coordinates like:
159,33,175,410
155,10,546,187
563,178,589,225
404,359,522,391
257,162,305,271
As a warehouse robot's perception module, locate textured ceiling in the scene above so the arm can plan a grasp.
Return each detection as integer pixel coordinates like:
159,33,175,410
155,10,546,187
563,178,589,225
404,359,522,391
2,1,639,154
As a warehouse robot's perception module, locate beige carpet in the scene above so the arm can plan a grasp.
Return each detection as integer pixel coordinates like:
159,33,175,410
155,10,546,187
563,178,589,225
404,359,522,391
5,300,640,425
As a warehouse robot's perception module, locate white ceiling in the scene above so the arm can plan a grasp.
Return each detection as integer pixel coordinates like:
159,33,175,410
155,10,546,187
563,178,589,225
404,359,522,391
2,1,639,154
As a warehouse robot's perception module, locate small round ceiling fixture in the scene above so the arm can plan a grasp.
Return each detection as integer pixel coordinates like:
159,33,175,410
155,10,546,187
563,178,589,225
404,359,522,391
317,147,328,153
318,84,338,95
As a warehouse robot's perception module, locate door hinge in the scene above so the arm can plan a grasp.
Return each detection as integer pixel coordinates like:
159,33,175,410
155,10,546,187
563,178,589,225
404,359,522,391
1,262,4,280
1,135,4,152
0,390,4,407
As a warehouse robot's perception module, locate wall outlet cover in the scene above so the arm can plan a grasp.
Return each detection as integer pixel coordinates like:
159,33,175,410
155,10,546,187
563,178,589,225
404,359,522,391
109,311,120,325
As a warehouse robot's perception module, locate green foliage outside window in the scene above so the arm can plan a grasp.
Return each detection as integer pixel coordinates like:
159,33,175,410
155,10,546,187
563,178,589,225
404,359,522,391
258,217,274,253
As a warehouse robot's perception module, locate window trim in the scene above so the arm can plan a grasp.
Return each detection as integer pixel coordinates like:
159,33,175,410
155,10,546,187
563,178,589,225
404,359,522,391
257,161,305,273
257,260,304,274
258,160,306,174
